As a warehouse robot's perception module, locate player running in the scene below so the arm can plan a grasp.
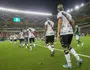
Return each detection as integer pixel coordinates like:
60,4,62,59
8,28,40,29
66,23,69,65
28,28,36,51
75,25,84,46
19,30,25,47
44,18,55,56
57,4,83,68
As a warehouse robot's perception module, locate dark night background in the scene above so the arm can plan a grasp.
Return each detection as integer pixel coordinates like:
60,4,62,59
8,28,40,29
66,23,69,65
0,0,89,14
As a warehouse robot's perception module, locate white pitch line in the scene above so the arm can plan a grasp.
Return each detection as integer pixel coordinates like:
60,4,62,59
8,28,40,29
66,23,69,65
36,44,90,59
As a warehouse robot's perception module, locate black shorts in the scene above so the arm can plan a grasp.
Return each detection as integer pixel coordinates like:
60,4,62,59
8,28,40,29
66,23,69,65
24,37,28,42
46,35,54,44
19,39,24,43
60,34,73,48
14,39,17,41
10,39,12,41
29,38,35,43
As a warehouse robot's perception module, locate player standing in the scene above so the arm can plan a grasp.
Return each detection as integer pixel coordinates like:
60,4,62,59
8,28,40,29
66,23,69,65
9,34,13,43
75,25,84,46
28,28,36,51
44,18,55,56
23,29,29,48
57,4,83,68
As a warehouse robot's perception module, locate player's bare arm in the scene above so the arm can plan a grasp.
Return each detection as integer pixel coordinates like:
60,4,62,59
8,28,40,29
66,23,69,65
57,18,62,40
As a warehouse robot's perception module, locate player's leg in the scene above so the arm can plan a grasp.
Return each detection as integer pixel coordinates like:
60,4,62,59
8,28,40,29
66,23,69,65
50,35,55,56
68,34,83,67
25,37,28,48
46,36,54,55
22,39,25,47
29,38,32,51
19,39,22,47
33,38,36,48
14,39,17,43
60,35,72,68
10,39,12,43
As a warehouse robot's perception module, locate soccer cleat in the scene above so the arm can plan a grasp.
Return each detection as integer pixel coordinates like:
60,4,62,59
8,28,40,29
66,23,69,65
63,64,72,68
51,50,55,56
77,59,83,67
26,46,27,48
81,43,84,46
77,44,80,47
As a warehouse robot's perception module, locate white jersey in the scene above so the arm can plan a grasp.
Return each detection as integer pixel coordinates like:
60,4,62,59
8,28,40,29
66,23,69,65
23,30,28,38
19,32,24,39
44,20,54,36
13,34,18,40
57,11,73,35
28,28,35,38
10,35,13,40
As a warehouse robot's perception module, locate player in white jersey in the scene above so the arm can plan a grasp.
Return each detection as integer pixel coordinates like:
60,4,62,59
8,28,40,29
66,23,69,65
44,18,55,56
9,35,13,43
23,29,29,48
13,33,18,43
57,4,83,68
19,30,24,47
28,28,36,51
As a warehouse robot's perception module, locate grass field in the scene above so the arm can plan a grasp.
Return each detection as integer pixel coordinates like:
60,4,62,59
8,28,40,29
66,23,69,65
0,36,90,70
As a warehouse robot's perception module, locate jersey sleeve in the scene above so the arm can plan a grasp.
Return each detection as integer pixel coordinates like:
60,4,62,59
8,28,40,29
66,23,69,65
57,12,62,19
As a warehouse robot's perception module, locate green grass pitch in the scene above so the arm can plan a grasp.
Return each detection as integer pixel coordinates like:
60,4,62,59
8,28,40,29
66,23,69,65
0,36,90,70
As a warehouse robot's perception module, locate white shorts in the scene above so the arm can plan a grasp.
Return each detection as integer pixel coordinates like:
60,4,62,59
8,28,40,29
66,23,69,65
76,35,80,40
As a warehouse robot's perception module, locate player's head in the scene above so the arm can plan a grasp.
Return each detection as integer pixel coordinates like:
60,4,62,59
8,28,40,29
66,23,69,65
57,4,64,12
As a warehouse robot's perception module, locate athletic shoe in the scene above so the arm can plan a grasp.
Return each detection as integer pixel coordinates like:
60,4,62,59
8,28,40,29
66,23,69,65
81,43,84,46
77,44,80,47
26,46,27,48
63,64,72,68
77,59,83,67
51,50,55,56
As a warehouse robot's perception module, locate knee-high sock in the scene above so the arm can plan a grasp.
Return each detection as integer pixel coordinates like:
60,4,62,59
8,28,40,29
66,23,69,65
33,44,36,48
65,53,71,66
47,45,53,52
51,45,55,51
30,44,32,51
70,48,80,61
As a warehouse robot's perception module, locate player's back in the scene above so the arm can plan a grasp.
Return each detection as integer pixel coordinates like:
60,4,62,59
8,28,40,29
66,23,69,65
44,20,54,36
57,11,73,35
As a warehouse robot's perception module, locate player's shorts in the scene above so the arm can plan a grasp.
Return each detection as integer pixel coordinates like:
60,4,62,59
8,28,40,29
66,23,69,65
10,39,13,41
19,39,24,43
60,34,73,48
29,38,35,43
76,35,80,40
14,39,17,41
24,37,28,42
45,35,54,44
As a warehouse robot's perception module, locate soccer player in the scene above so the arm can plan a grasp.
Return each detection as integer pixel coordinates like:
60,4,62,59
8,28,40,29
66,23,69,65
19,30,25,47
28,28,36,51
57,4,83,68
23,29,29,48
44,18,55,56
13,33,18,43
9,34,13,43
75,25,84,46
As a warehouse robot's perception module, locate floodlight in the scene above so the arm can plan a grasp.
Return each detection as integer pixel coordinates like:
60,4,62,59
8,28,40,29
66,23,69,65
75,5,80,10
0,7,52,16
